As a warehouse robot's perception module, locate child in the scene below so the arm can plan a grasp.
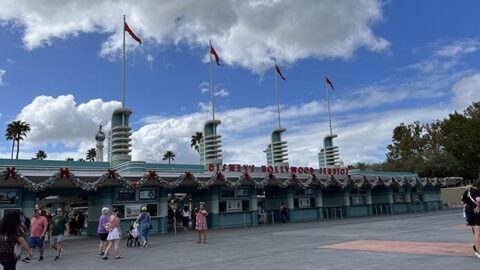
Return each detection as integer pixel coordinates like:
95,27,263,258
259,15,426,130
126,221,140,247
196,202,208,243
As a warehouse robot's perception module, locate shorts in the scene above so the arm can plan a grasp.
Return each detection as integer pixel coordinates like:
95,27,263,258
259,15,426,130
28,237,44,249
50,234,64,246
98,233,108,241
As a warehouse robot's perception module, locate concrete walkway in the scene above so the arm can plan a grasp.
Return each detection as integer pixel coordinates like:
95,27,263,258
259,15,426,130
16,210,480,270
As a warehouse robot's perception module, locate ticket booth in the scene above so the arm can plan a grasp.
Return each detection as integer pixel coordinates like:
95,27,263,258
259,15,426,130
291,187,317,222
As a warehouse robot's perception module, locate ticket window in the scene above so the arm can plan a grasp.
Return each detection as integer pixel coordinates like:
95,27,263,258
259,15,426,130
393,187,406,203
350,188,367,206
410,187,423,202
293,188,315,208
219,187,250,213
113,188,159,219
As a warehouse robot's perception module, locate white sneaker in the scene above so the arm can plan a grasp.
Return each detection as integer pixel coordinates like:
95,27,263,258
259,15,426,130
475,252,480,258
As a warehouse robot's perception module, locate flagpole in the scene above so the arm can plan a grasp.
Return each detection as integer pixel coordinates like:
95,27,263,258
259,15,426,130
274,59,281,128
209,40,215,120
325,74,333,135
122,15,126,108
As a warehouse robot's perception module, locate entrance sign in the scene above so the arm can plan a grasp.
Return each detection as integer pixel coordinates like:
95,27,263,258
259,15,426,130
208,164,348,175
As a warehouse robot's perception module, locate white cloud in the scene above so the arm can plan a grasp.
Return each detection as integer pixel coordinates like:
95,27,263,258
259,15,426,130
452,72,480,110
0,0,389,72
0,69,5,86
146,54,154,67
6,59,15,64
14,95,121,160
215,88,229,97
434,39,479,58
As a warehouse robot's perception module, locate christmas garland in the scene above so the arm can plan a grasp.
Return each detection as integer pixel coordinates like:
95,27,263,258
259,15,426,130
0,167,455,192
351,175,366,188
333,175,349,189
194,172,218,189
253,172,272,188
224,171,248,188
316,175,331,189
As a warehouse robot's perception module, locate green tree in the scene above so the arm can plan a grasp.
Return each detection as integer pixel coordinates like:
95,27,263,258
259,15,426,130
5,121,31,159
33,150,47,160
440,102,480,179
86,148,96,162
190,132,203,153
162,150,176,165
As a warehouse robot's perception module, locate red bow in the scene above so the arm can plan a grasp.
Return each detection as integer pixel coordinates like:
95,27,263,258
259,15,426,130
4,167,16,179
147,170,157,180
243,171,250,180
215,171,224,181
59,168,70,178
290,173,297,182
310,173,317,181
184,171,193,179
267,171,275,180
107,169,116,179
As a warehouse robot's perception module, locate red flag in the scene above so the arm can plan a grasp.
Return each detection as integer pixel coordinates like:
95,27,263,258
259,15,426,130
325,76,334,90
275,64,286,81
124,22,142,44
210,45,223,66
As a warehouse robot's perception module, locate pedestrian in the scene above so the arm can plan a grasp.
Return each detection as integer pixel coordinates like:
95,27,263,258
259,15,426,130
97,207,110,258
175,207,182,227
135,207,151,248
196,202,208,244
168,206,174,229
191,206,197,230
50,208,68,261
461,180,480,257
76,212,85,235
43,209,52,244
102,209,122,260
182,205,190,232
0,211,32,270
280,202,288,223
23,209,48,262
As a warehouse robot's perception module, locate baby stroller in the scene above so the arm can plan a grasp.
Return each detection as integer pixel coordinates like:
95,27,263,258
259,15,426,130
126,222,141,247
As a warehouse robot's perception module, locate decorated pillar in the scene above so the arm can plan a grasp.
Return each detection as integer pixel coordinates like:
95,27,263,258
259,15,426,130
158,188,168,235
201,120,223,170
366,189,373,215
21,190,36,218
264,128,289,166
318,134,340,168
315,187,323,220
343,187,351,217
250,187,258,225
110,108,132,167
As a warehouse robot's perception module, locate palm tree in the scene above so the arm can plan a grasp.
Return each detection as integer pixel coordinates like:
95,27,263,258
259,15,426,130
5,121,31,159
355,162,369,171
77,158,85,162
65,157,74,161
162,151,176,165
5,126,15,159
190,132,203,153
86,148,96,162
33,150,47,160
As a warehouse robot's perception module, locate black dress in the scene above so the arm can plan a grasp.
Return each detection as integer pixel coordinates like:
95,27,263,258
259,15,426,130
462,188,480,226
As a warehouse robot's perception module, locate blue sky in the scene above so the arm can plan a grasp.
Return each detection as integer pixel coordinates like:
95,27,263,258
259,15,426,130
0,0,479,167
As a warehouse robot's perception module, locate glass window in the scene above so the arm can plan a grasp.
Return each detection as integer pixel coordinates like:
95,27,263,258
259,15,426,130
221,188,235,198
242,200,250,211
236,187,250,198
117,189,136,201
112,204,125,219
146,203,158,216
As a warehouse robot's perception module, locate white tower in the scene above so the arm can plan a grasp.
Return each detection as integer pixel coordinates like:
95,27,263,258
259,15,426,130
95,124,106,162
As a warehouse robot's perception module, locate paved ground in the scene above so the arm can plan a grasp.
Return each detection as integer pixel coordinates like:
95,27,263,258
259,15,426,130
16,210,480,270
